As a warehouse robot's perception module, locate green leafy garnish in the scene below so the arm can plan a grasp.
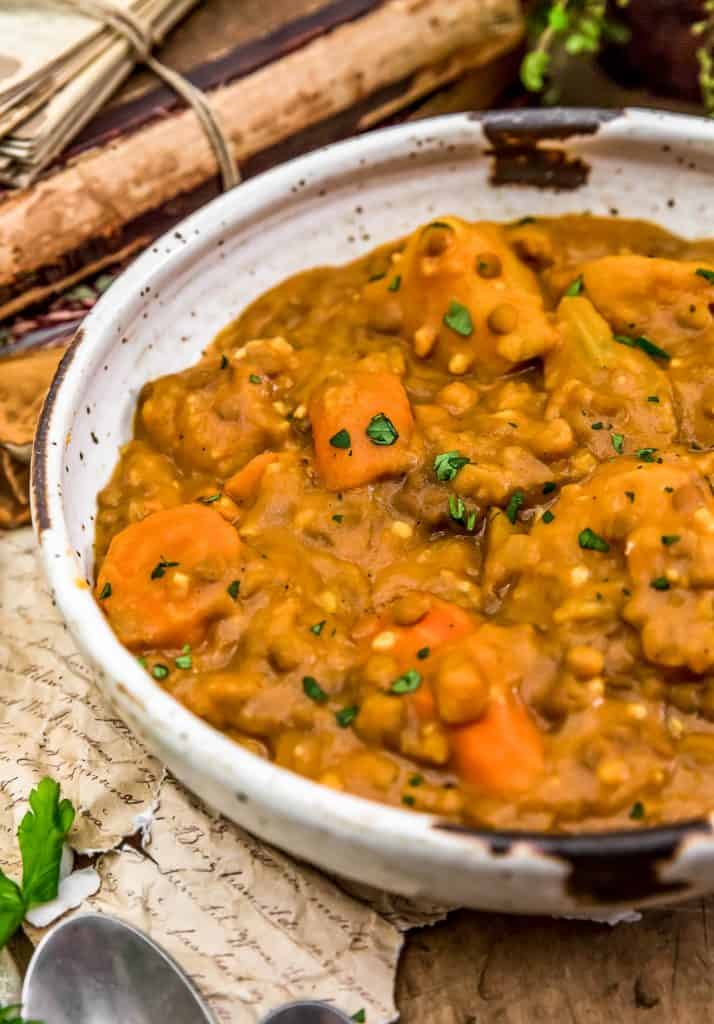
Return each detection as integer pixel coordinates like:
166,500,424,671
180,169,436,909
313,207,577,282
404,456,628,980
542,510,555,524
409,774,423,786
249,374,262,384
150,557,179,580
303,676,328,703
505,489,524,524
614,334,670,362
447,494,476,531
152,664,169,680
591,422,604,431
220,354,229,370
310,620,326,636
99,582,112,600
336,706,359,728
434,451,470,482
0,1005,43,1023
227,579,240,600
387,275,401,292
696,268,714,284
636,448,658,463
175,645,192,670
329,428,351,449
578,527,610,552
647,395,660,403
465,509,477,532
402,794,416,807
661,535,681,546
368,272,386,282
611,432,624,454
366,413,398,446
443,300,473,337
390,669,421,695
332,514,344,524
625,491,635,503
416,647,430,660
351,1011,366,1024
198,493,221,504
564,274,583,297
650,577,670,591
542,481,557,495
629,801,645,821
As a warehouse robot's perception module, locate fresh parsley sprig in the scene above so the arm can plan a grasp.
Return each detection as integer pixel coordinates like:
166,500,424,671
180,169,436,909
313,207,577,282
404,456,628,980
0,1006,43,1024
0,778,75,948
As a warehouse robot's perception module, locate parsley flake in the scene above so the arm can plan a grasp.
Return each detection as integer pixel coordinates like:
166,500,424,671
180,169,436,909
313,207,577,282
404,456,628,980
647,395,660,403
152,664,169,680
391,668,421,694
650,576,670,591
443,300,473,337
402,794,416,807
366,412,399,446
564,274,583,297
614,334,670,362
591,422,604,431
368,272,386,282
542,481,557,495
303,676,328,703
434,450,470,482
351,1011,366,1023
409,773,423,786
227,579,240,600
417,647,430,660
611,432,625,454
332,514,344,524
99,582,112,600
330,428,351,449
696,268,714,284
505,489,524,524
661,534,681,546
636,448,658,463
175,645,192,670
220,354,229,370
578,527,610,552
629,801,645,821
625,491,635,503
198,493,221,504
542,510,555,524
150,557,179,580
249,373,262,384
310,620,326,636
387,275,401,292
336,706,359,728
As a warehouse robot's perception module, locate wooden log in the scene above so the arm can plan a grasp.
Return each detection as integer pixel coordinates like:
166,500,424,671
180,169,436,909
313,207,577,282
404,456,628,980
0,0,522,313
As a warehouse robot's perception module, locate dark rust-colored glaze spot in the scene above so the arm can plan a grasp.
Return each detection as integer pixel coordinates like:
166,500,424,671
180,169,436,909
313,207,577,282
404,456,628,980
478,108,622,192
31,327,85,534
437,816,711,905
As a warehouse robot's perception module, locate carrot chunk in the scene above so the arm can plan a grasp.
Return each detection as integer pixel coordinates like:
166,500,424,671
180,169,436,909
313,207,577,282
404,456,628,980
390,597,476,665
451,693,544,794
96,504,241,650
225,451,278,502
309,372,413,490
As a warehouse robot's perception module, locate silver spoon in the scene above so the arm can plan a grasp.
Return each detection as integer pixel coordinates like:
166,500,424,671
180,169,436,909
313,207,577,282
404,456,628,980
22,912,354,1024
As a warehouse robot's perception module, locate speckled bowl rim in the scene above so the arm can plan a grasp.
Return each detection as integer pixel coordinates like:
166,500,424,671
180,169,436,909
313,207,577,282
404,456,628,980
31,107,714,907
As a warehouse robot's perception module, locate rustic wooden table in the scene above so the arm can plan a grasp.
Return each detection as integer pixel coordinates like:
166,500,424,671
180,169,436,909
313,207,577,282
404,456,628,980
108,4,714,1021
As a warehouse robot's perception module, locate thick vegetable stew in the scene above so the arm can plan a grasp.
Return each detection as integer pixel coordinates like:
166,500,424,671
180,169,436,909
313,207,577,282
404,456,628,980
95,214,714,831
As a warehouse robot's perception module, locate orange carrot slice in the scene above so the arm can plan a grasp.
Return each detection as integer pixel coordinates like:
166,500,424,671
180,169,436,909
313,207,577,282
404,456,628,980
96,504,241,650
224,451,278,502
451,693,544,794
309,372,413,490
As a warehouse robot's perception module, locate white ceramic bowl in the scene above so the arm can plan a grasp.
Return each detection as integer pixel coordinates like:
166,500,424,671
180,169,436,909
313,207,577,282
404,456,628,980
32,108,714,914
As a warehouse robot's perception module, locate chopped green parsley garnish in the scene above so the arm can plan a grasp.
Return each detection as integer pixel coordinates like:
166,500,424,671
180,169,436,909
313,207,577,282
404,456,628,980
578,527,610,552
368,272,386,282
226,580,240,601
310,620,326,636
99,582,112,600
629,801,645,821
336,706,359,728
505,489,524,524
351,1011,367,1024
434,450,470,482
696,268,714,284
647,395,660,403
330,428,351,449
409,773,423,786
175,645,192,670
650,577,670,591
150,557,179,580
443,300,473,337
661,534,680,546
416,647,430,660
152,664,169,680
332,514,344,524
466,509,477,532
198,493,221,504
448,494,465,522
591,422,604,431
366,412,399,446
636,448,658,463
220,354,229,370
137,656,148,668
611,432,625,454
303,676,328,703
249,373,262,384
402,794,416,807
542,510,555,524
542,481,557,495
614,334,670,362
387,275,401,292
625,491,635,503
665,486,674,493
390,668,421,694
564,274,583,297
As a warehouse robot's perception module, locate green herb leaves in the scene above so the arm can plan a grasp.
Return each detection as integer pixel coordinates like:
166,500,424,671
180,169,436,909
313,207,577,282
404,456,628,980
390,669,421,694
448,495,477,532
661,534,681,546
505,489,524,524
310,620,326,636
99,582,112,600
0,778,76,950
198,493,221,504
629,801,645,821
578,527,610,553
650,577,671,591
433,450,470,482
387,275,401,292
150,558,179,580
611,432,625,455
303,676,328,703
696,268,714,284
366,413,398,446
614,334,670,362
443,300,473,337
0,1003,42,1023
542,510,555,524
175,645,192,670
336,706,359,728
329,429,351,449
564,274,583,297
152,664,169,680
636,448,658,463
227,580,241,601
249,374,262,384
